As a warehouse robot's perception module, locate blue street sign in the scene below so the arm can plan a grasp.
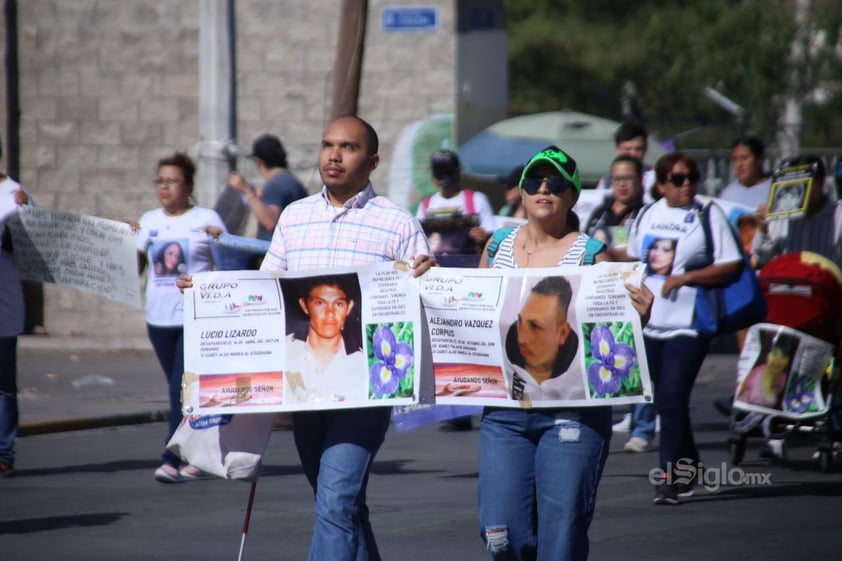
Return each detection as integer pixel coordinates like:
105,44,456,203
382,6,438,32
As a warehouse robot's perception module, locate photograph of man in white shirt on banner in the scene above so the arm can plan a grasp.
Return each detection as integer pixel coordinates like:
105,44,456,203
281,274,366,404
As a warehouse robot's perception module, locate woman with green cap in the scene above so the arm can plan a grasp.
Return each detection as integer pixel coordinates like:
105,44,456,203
477,145,653,560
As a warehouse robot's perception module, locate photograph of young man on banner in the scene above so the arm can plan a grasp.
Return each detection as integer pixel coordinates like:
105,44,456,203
502,275,584,403
280,274,366,404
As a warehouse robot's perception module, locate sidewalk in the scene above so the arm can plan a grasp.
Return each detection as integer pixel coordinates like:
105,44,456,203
15,335,741,437
17,336,169,437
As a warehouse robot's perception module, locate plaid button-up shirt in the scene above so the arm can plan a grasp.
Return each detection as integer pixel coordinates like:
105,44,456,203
260,183,430,272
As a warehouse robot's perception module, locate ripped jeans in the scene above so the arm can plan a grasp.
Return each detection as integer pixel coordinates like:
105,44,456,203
478,407,612,561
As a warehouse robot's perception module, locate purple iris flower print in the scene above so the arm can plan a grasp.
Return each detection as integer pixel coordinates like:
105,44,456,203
784,376,815,413
370,325,414,397
587,325,636,395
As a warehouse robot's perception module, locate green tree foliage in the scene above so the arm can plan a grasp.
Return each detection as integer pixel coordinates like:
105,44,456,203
639,1,795,140
504,0,842,146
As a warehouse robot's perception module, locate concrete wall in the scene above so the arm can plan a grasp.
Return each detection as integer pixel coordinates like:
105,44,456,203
1,0,461,337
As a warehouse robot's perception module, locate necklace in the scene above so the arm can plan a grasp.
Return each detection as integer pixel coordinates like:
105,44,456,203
520,235,556,266
520,227,575,266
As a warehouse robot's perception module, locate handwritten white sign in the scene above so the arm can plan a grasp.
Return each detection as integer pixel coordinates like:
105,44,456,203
8,207,141,308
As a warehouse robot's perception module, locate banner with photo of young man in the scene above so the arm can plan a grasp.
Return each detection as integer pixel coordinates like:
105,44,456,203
419,262,653,408
182,261,429,415
184,261,652,414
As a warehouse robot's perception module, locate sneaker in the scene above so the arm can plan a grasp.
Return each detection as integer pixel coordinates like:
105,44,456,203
154,463,182,483
0,461,14,478
759,439,784,460
623,436,650,453
674,481,696,498
612,412,632,432
653,484,680,506
179,465,213,481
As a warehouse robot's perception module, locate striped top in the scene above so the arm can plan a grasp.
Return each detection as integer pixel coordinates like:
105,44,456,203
489,226,593,269
260,184,431,272
753,199,842,268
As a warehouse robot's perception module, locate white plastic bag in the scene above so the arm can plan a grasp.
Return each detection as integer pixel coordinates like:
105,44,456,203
167,413,275,481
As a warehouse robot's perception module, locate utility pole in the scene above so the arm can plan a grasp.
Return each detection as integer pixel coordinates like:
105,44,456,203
778,0,809,159
4,0,20,179
197,0,236,207
330,0,368,120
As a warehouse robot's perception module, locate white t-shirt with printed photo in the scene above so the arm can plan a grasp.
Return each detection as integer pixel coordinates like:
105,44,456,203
627,198,742,338
137,206,226,327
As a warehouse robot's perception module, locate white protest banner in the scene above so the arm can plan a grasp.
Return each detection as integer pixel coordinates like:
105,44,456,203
419,262,653,408
182,262,427,415
734,322,834,420
8,206,141,308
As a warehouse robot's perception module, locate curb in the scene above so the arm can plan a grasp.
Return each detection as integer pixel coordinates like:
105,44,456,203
18,336,153,352
19,410,170,437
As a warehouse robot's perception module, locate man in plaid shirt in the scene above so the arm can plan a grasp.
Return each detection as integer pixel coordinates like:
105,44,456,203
261,115,435,561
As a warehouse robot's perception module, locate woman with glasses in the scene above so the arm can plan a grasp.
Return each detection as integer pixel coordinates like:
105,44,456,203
135,151,226,483
478,146,653,560
625,152,742,504
584,155,646,257
587,155,660,454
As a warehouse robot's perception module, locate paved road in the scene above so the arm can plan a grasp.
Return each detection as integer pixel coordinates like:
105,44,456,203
5,341,842,560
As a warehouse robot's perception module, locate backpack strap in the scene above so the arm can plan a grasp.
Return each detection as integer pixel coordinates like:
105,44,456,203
582,237,607,265
421,195,431,214
463,189,476,215
486,226,516,266
699,202,715,264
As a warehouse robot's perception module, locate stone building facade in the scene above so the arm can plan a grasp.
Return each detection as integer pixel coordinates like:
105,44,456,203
1,0,505,339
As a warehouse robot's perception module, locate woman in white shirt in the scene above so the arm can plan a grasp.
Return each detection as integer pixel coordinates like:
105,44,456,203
720,135,771,210
135,152,226,483
626,152,743,504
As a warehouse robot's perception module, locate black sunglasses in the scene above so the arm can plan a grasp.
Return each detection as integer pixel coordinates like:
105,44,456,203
521,176,572,195
667,170,701,186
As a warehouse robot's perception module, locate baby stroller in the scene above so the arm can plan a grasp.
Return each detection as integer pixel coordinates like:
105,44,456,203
728,251,842,472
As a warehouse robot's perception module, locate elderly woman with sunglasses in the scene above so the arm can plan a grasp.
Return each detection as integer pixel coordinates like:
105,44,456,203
477,146,653,561
624,152,742,505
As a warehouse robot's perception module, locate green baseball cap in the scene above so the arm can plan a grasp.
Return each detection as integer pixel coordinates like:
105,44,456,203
520,145,582,194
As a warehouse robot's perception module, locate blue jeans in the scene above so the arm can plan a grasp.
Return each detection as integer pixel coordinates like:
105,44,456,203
644,335,710,474
631,403,657,440
146,324,184,467
292,407,392,561
478,407,612,561
0,336,18,463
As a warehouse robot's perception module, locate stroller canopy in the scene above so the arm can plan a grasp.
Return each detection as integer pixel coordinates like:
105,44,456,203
758,251,842,342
